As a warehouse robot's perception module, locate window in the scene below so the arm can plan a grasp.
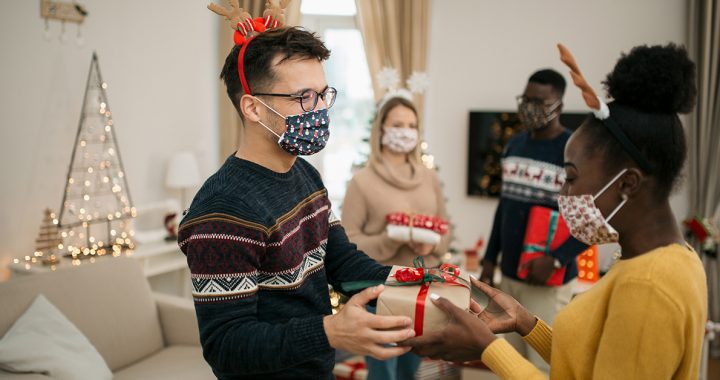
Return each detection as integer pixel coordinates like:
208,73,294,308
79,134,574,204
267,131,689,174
300,1,374,217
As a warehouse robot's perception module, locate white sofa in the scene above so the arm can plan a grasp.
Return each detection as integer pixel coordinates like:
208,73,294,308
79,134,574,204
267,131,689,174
0,257,213,379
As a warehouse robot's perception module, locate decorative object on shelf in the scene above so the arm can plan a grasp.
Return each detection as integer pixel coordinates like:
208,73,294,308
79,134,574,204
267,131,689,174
40,0,88,45
163,212,178,242
684,216,719,256
57,52,136,263
464,238,484,273
165,152,201,210
34,209,63,266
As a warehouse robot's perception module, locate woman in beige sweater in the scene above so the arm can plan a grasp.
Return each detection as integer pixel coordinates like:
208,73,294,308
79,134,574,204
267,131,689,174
342,95,451,379
342,96,450,268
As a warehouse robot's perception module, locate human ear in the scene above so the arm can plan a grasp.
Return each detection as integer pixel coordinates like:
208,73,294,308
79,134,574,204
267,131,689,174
619,168,643,198
240,94,261,122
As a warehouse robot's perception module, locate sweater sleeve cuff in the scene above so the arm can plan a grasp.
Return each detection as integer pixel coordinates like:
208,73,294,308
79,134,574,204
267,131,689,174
481,339,546,379
522,318,552,364
294,315,333,358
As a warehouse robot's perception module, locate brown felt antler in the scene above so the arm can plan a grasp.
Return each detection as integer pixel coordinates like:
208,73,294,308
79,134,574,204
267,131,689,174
557,43,602,111
263,0,292,26
208,0,252,31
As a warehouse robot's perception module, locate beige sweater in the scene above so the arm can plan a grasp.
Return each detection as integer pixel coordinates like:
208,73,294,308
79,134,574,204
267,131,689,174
341,160,450,268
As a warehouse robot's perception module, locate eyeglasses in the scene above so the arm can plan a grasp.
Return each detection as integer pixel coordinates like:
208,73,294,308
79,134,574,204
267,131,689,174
254,87,337,112
516,95,560,108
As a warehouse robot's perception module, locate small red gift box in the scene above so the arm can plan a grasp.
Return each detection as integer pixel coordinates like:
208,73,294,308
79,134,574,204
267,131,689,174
334,356,367,380
517,206,570,286
385,212,449,234
385,212,449,245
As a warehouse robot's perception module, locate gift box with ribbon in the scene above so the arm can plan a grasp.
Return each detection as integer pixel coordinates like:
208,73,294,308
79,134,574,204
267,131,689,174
375,258,471,336
333,357,367,380
517,206,571,286
385,212,449,245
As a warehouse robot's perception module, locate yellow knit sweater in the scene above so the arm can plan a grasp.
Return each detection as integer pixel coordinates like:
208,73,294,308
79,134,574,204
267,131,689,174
481,243,707,379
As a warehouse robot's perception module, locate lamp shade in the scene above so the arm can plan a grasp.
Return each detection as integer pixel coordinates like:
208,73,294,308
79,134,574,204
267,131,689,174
166,151,201,189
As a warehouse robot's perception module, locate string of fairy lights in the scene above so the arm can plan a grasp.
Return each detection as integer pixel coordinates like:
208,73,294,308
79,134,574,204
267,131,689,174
15,53,136,270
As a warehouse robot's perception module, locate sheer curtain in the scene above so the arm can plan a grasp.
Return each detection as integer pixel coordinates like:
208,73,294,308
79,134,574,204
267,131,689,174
355,0,430,115
687,0,720,358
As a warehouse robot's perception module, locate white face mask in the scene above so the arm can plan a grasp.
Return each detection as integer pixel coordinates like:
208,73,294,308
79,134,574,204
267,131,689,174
557,169,628,245
381,127,418,153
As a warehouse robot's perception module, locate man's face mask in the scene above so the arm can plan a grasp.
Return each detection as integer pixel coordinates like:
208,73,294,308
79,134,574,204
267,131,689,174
255,98,330,156
558,169,629,245
517,96,562,130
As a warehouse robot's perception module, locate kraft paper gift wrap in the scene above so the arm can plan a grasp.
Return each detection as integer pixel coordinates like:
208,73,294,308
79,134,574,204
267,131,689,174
376,264,471,336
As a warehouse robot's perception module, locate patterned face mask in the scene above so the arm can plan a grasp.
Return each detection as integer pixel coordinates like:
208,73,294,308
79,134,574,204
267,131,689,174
382,127,418,153
518,99,561,130
557,169,628,245
255,98,330,156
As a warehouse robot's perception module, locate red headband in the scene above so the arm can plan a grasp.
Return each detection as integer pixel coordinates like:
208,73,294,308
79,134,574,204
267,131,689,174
208,1,289,95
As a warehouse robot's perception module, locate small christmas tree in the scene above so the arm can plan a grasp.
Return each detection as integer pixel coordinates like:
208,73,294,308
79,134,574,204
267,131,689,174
34,208,63,266
57,53,135,260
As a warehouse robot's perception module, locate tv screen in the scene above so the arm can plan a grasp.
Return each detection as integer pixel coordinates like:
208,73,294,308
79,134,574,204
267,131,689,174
467,111,588,197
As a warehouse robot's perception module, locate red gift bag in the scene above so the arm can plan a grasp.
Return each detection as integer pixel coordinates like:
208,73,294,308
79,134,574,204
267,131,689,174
517,206,570,286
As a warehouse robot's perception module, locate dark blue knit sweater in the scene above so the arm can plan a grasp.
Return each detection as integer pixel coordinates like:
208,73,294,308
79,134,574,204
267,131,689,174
178,155,390,379
484,130,587,284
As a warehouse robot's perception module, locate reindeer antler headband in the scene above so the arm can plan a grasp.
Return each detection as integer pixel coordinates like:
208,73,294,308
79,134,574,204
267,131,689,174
208,0,292,95
557,43,655,174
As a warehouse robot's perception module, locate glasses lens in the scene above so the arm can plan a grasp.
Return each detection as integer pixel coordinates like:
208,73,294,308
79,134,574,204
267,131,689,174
324,88,337,109
300,89,318,112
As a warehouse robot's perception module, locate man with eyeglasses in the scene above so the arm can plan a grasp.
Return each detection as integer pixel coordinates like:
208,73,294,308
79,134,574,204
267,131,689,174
178,27,414,380
479,69,587,372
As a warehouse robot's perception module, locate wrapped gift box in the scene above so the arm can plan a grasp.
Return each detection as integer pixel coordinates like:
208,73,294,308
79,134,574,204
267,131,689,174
334,356,367,380
517,206,571,286
385,212,449,245
376,262,471,336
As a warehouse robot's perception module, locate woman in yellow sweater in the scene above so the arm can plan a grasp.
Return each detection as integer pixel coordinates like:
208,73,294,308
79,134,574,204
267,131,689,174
342,95,450,379
402,44,708,379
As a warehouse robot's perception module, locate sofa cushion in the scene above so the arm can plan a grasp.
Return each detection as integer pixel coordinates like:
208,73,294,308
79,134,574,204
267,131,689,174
0,371,51,379
0,258,165,371
113,346,214,380
0,295,112,380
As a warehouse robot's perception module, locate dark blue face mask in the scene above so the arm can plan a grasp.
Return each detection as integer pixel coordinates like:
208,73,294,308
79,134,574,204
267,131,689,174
255,98,330,156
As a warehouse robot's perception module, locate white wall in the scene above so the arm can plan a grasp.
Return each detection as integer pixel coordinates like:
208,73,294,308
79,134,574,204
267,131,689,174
0,1,219,280
424,0,689,254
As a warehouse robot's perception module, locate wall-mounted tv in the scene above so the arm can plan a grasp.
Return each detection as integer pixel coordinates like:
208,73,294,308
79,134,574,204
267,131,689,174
467,111,588,197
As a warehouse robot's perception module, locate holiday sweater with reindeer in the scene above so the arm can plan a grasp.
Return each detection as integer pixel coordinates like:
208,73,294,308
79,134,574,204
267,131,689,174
484,129,587,284
178,155,390,380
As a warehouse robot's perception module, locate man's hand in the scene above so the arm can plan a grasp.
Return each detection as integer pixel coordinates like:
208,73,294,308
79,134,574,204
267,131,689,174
323,285,416,360
521,256,556,285
479,261,495,287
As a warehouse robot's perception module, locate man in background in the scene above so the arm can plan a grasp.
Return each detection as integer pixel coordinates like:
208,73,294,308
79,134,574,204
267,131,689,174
480,69,587,371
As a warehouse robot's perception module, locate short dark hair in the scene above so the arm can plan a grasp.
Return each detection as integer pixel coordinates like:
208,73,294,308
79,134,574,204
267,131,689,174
579,43,696,198
528,69,567,96
220,27,331,113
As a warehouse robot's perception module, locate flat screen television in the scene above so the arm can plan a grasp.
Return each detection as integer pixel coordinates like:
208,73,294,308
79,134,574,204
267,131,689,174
467,111,588,197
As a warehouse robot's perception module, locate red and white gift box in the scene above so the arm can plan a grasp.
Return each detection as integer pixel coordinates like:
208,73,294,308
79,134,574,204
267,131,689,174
385,212,449,245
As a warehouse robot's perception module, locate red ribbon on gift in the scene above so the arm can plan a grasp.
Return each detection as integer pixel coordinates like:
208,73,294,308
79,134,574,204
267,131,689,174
336,359,367,380
392,258,465,336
